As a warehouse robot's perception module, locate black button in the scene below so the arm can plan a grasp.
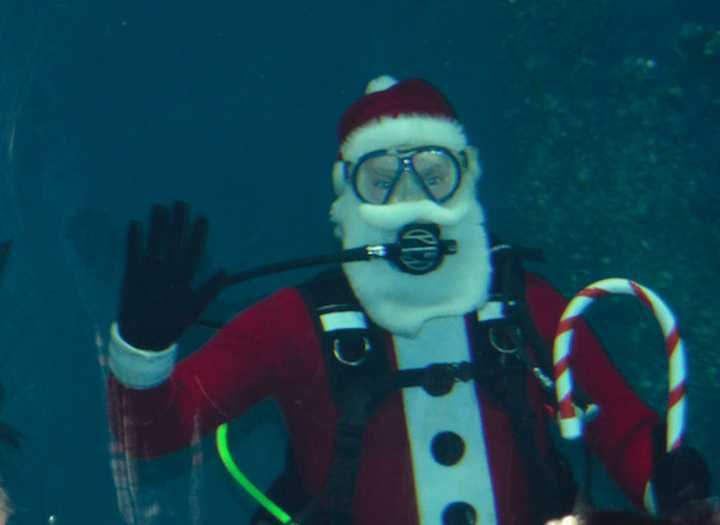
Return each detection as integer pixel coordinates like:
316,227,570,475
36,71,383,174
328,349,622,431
443,501,476,525
431,431,465,466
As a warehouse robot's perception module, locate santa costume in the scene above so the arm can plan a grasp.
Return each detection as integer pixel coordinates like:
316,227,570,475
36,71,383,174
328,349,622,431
108,76,663,525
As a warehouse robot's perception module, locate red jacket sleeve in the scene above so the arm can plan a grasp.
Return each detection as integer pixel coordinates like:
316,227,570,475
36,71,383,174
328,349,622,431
525,272,661,508
108,287,320,458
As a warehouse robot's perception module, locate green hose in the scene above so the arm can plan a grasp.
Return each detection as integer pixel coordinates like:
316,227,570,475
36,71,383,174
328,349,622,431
215,423,296,524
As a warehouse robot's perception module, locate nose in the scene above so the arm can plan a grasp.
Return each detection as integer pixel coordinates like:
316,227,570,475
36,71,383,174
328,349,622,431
388,171,426,203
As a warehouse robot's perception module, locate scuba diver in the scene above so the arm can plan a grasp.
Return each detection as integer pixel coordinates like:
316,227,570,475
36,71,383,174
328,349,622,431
105,76,715,525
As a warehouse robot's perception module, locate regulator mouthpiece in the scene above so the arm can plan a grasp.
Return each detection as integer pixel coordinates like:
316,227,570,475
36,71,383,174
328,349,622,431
387,223,457,275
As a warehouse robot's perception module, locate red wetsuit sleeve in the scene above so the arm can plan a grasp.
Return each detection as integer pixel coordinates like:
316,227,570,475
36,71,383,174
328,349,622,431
525,272,661,508
108,287,318,458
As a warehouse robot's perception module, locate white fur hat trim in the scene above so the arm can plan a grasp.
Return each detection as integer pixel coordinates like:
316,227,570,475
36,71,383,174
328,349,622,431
340,115,467,162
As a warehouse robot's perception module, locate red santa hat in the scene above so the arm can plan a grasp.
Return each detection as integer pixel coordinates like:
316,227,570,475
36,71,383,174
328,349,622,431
337,75,468,162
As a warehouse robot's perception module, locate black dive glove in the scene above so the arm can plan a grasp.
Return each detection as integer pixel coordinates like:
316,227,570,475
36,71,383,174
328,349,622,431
118,202,228,351
652,445,714,521
0,240,10,284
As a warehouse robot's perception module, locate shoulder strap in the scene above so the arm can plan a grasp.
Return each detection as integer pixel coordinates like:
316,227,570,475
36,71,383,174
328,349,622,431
489,240,554,374
297,270,393,524
477,240,577,522
298,270,393,403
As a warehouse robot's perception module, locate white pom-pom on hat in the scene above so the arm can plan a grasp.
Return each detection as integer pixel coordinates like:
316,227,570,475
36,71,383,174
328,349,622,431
365,75,398,94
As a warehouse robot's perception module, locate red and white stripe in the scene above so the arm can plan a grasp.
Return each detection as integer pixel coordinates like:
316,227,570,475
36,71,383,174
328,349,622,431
552,278,687,451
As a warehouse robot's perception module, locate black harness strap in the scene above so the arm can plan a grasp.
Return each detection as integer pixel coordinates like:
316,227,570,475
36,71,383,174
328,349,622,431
472,304,576,524
484,243,578,522
293,271,393,525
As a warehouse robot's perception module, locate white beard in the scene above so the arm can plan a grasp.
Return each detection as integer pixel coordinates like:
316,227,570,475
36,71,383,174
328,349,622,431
329,188,492,338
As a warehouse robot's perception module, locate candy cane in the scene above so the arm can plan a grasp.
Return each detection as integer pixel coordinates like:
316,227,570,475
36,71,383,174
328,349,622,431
553,278,687,452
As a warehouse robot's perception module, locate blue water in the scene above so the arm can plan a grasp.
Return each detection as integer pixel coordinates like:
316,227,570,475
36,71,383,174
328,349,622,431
1,1,718,524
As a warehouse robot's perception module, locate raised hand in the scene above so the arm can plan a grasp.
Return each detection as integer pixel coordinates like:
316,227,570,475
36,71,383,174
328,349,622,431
118,202,227,350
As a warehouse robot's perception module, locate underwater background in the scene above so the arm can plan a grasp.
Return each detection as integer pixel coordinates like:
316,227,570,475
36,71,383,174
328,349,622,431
0,0,718,523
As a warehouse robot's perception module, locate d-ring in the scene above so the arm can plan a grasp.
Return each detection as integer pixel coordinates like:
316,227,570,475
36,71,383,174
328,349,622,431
333,337,371,366
488,325,522,354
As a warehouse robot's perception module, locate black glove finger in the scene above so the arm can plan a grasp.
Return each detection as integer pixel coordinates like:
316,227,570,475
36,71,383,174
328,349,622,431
124,220,143,280
119,222,140,339
194,269,229,313
183,215,209,280
0,240,11,284
167,201,190,262
146,204,170,262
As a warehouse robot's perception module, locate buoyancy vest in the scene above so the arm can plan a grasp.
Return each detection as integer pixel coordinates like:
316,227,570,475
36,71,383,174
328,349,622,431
252,241,577,525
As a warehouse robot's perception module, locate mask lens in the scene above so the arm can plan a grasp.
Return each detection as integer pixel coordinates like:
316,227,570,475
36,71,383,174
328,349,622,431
412,150,460,202
354,155,401,204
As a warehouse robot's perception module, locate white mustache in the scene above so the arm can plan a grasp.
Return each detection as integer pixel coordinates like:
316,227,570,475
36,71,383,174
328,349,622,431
357,200,471,231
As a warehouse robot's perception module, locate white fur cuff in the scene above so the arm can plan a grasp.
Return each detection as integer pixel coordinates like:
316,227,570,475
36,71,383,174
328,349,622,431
108,322,177,389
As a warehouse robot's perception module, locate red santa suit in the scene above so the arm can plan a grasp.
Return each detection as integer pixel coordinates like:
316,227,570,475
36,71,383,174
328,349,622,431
107,269,660,525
